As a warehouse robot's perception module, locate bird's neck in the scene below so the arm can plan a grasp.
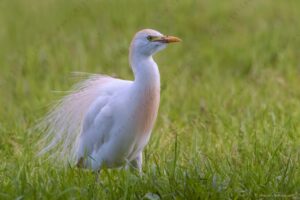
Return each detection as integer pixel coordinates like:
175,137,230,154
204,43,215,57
129,51,161,135
130,53,160,89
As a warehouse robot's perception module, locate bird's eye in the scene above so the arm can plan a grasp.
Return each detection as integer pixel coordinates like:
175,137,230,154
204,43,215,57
147,36,153,41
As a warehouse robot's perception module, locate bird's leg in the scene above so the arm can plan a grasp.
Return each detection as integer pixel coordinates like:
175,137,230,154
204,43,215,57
76,157,84,168
92,158,104,183
93,163,104,184
94,169,102,183
129,152,143,174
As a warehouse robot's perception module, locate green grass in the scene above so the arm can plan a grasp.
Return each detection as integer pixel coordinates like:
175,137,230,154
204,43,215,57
1,0,300,199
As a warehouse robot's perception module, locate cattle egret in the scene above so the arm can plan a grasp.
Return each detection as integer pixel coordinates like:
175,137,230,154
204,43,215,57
38,29,181,172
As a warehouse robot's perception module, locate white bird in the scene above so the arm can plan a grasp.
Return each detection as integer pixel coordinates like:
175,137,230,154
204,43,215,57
38,29,181,172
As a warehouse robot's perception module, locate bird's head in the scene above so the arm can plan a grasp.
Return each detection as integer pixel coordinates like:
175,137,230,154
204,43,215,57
130,29,181,57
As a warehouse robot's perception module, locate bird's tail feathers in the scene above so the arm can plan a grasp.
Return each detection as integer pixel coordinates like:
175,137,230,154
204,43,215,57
35,73,113,165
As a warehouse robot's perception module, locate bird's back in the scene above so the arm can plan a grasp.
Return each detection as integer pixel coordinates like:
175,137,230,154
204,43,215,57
37,74,131,164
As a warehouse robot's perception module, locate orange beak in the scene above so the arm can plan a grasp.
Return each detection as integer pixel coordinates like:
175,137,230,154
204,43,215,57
153,35,182,43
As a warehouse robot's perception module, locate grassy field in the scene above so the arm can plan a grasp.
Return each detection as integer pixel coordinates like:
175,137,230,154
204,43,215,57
0,0,300,199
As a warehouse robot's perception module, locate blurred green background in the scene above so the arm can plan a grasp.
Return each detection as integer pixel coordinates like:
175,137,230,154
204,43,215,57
0,0,300,199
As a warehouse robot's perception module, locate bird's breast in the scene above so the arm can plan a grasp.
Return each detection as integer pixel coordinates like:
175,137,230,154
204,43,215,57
133,85,160,137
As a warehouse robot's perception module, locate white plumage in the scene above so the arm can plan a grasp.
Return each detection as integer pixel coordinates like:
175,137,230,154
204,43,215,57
37,29,181,172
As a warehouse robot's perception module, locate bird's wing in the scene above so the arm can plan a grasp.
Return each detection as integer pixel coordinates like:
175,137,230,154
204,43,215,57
75,96,113,163
36,73,131,164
